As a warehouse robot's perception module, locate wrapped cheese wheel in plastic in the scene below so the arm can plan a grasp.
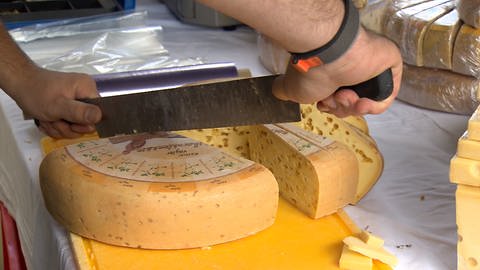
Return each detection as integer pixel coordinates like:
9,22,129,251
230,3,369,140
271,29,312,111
397,64,480,115
457,0,480,29
452,24,480,79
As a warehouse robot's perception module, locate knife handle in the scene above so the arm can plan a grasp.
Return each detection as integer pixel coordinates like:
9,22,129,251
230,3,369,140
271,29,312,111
338,68,393,101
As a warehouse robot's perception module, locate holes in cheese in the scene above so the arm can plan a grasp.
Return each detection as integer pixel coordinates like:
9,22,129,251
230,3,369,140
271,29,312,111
296,104,383,203
456,185,480,270
248,123,359,219
39,133,279,249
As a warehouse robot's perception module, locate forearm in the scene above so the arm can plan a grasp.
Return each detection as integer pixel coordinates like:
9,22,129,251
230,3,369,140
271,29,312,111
197,0,344,53
0,21,37,98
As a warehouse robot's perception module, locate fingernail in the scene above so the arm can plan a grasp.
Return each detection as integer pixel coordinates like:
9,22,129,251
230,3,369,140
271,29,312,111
85,108,99,123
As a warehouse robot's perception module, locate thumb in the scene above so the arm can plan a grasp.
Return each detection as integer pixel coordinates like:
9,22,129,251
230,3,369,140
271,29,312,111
50,97,102,124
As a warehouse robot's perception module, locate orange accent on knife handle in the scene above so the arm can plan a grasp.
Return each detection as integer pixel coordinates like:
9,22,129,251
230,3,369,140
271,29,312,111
292,57,324,73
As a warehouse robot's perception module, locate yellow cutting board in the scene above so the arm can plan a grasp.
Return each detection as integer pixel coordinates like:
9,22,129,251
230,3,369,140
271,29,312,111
41,135,391,270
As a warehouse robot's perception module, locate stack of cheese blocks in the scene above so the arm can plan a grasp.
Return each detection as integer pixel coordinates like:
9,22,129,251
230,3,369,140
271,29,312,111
360,0,480,115
339,230,398,270
450,104,480,270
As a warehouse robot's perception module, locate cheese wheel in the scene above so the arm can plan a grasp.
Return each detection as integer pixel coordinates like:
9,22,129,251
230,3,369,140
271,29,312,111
456,185,480,270
249,123,359,219
296,104,383,203
452,24,480,78
39,133,279,249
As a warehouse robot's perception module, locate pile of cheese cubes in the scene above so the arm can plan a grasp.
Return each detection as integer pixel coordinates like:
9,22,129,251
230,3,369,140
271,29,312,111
450,105,480,270
339,230,398,270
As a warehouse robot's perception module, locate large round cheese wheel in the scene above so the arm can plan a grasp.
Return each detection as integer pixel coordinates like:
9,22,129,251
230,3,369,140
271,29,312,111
39,133,279,249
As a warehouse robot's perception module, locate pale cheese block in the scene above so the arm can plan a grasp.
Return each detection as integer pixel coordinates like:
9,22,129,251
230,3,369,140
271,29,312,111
422,9,461,70
296,104,384,203
359,230,385,248
402,2,455,66
343,236,398,267
457,131,480,160
468,105,480,141
339,245,373,270
457,0,480,29
39,133,279,249
456,184,480,270
453,24,480,79
249,123,359,219
176,126,251,158
450,155,480,186
397,64,480,115
384,0,452,46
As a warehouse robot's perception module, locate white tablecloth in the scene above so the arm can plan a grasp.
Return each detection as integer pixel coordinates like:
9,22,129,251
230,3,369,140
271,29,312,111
0,1,465,269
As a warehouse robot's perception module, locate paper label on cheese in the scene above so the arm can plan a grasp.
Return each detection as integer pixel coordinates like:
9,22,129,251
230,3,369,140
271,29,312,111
264,124,334,156
65,133,254,183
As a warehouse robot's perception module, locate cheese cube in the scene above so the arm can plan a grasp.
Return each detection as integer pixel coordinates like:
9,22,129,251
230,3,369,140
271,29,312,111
457,132,480,161
450,155,480,186
422,9,461,69
456,185,480,270
249,123,359,218
343,236,398,267
339,245,373,270
359,230,385,248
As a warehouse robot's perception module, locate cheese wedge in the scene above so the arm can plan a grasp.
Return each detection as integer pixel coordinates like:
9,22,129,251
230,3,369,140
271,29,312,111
249,123,358,218
450,155,480,186
468,106,480,141
39,133,279,249
422,9,461,70
339,245,373,270
359,231,385,248
296,104,384,203
456,185,480,270
343,236,398,267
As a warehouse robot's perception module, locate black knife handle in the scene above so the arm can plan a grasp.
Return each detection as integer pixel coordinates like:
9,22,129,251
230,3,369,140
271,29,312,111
338,68,393,101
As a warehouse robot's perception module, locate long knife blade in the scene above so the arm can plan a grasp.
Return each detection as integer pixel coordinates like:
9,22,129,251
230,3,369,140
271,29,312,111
85,74,300,138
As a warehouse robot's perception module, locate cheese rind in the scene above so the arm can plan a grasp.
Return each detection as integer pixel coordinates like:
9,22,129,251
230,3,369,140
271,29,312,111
296,105,384,203
343,236,398,267
249,123,358,218
339,245,373,270
39,134,279,249
456,185,480,270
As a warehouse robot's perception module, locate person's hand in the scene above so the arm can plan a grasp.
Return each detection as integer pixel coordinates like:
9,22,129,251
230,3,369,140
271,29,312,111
11,66,102,139
273,27,403,118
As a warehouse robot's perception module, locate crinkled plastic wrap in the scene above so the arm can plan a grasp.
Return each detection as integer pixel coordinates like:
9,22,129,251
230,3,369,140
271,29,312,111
359,0,392,35
401,2,455,66
353,0,369,9
456,0,480,29
397,64,480,115
452,24,480,79
11,11,203,75
257,33,289,75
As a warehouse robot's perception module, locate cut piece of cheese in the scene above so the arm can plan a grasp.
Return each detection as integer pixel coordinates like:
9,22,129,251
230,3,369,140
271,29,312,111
450,155,480,186
457,0,480,29
422,9,461,70
176,126,251,158
397,64,480,115
402,2,455,66
456,184,480,270
359,231,385,248
296,104,384,203
468,105,480,141
39,133,279,249
339,245,373,270
384,0,452,46
452,24,480,79
457,131,480,160
248,123,359,219
343,115,370,135
343,236,398,267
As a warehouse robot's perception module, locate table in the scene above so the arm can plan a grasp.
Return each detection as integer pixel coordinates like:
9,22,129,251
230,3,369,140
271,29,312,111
0,1,465,269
